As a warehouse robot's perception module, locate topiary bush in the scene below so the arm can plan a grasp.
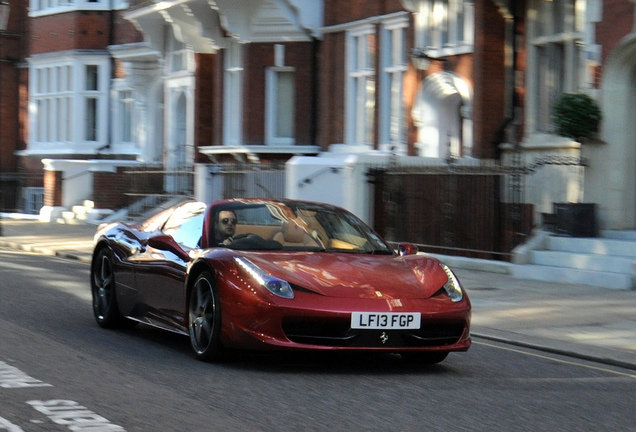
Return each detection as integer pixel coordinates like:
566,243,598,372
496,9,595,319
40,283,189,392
552,93,602,140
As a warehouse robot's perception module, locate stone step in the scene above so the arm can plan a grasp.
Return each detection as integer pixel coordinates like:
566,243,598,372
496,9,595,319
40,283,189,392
602,230,636,242
531,250,634,274
546,236,636,258
513,264,634,290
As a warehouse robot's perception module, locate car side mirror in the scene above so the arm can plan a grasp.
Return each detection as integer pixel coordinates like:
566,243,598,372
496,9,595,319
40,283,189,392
397,243,418,256
147,235,190,261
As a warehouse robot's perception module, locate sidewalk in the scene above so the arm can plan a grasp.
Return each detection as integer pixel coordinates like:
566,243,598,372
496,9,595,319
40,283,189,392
0,217,634,370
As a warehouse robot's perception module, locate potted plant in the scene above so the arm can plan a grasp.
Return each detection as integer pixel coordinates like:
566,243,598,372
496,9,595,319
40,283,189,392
552,92,602,141
549,93,602,237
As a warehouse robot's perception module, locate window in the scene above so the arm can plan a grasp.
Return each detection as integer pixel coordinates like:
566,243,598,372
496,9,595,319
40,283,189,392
346,26,376,146
224,41,243,146
32,64,73,144
529,0,585,133
30,56,109,152
414,0,474,54
266,68,296,145
380,17,408,148
83,64,100,142
85,97,97,141
86,65,98,90
169,39,193,74
30,0,111,15
117,90,133,144
163,201,207,249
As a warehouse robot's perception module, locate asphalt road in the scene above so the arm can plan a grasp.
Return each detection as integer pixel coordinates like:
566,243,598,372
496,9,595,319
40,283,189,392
1,249,635,432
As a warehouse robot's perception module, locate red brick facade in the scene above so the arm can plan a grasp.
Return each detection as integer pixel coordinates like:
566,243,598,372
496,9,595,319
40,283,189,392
243,42,318,146
318,31,346,149
472,0,508,159
30,11,113,54
43,170,62,207
92,168,127,209
194,53,218,158
3,0,636,214
596,0,635,67
324,0,405,26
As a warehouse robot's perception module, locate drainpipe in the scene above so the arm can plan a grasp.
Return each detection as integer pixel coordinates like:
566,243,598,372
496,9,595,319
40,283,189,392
491,1,519,158
311,37,319,148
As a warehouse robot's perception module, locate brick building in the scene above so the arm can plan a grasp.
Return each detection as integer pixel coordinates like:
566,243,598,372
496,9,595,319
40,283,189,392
1,0,636,231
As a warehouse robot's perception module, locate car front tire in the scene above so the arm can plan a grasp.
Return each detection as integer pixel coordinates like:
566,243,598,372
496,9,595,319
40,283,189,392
91,247,127,328
188,272,224,361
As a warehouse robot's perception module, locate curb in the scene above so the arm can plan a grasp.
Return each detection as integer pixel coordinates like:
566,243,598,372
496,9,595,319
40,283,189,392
0,241,92,264
472,332,636,372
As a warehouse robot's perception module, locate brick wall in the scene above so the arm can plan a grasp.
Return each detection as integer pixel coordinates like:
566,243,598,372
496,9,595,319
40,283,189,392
111,11,144,45
242,42,317,146
30,11,112,55
194,53,217,157
43,170,62,207
597,0,635,68
324,0,405,26
92,168,126,209
317,32,346,149
472,0,507,159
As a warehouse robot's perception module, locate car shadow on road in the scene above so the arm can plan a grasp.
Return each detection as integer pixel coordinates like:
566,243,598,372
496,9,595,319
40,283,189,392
114,323,462,376
223,350,461,376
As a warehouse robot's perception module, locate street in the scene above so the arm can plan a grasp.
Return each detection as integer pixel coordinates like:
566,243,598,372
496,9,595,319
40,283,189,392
1,249,635,432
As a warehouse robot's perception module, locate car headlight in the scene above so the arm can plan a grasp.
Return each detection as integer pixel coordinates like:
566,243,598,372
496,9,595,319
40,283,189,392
233,257,294,299
440,263,463,302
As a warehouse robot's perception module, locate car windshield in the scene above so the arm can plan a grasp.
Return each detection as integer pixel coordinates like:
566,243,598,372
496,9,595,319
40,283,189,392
211,201,394,254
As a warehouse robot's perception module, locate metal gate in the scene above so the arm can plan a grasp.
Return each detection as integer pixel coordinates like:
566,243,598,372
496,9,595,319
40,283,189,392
369,162,534,261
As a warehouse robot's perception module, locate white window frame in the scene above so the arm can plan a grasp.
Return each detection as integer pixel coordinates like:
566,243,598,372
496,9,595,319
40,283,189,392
414,0,474,57
345,24,376,146
111,79,135,150
224,41,244,147
29,54,110,154
265,67,296,146
29,0,126,16
168,37,195,75
526,0,585,134
379,16,409,151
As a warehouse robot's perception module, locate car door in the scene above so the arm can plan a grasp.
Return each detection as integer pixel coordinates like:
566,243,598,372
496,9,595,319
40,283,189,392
131,201,207,332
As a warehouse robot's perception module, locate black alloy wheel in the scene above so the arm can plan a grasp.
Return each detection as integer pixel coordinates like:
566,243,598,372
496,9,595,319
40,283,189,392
188,272,224,361
91,247,126,328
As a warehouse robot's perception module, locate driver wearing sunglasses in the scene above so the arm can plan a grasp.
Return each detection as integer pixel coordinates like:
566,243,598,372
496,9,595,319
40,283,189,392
214,210,238,246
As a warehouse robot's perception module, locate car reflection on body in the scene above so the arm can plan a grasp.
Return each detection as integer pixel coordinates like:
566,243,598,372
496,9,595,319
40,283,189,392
91,198,471,364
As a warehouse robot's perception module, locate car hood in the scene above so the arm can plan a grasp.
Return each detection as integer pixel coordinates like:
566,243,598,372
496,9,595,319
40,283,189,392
247,253,449,299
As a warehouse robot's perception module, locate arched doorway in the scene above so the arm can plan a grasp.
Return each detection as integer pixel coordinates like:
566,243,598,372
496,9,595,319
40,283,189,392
412,72,472,159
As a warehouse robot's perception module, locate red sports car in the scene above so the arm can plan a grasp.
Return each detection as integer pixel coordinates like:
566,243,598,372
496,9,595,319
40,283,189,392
91,198,471,364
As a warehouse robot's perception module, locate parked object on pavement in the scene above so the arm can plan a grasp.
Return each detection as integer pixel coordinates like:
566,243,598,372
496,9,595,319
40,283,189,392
90,198,471,363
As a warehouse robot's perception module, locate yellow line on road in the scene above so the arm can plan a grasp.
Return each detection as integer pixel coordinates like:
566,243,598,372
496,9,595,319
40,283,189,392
475,340,636,379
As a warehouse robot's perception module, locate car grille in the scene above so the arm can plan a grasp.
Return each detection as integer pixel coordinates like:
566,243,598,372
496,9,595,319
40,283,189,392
281,318,465,348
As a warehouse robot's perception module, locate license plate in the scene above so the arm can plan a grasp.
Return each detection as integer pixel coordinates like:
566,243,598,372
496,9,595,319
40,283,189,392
351,312,421,330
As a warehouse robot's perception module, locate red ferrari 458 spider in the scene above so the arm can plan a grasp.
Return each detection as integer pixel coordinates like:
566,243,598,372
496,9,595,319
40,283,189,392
91,198,471,364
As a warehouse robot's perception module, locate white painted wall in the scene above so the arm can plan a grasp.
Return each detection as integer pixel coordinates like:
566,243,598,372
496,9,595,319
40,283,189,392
40,159,141,220
286,147,465,224
585,32,636,230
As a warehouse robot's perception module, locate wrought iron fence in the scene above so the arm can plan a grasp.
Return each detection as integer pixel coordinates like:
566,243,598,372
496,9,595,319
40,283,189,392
369,160,534,261
0,172,45,214
122,163,286,218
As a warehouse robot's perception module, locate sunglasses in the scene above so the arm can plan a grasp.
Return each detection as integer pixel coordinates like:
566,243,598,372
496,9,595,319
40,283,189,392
221,218,237,225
